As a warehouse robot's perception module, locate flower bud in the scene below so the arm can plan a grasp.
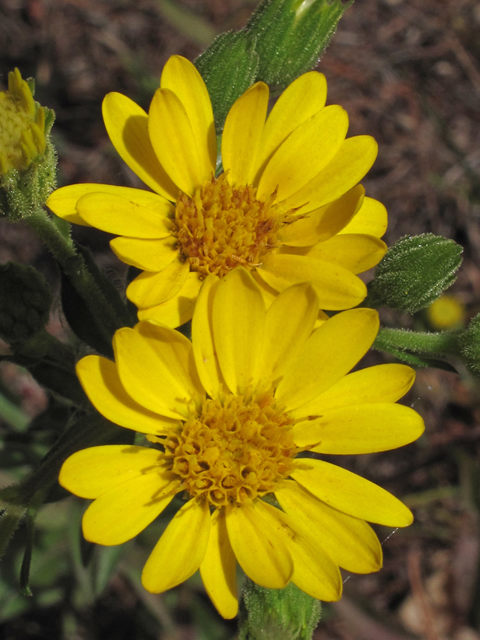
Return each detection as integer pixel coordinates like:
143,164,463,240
0,69,57,220
239,579,321,640
0,262,52,344
195,0,351,132
0,69,47,176
367,234,463,313
246,0,351,91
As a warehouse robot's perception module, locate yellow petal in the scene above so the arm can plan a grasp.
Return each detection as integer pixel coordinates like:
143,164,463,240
102,92,177,201
257,105,348,202
142,498,211,592
277,481,382,574
191,275,226,398
59,445,164,498
292,460,413,527
137,272,203,328
82,470,176,545
113,324,201,419
251,271,278,308
134,320,204,400
282,135,378,214
276,308,379,412
293,403,425,454
110,236,178,271
277,185,365,247
291,363,415,418
340,196,388,238
305,234,387,274
47,183,164,226
222,83,269,187
258,283,319,385
161,55,216,178
76,355,179,435
259,500,342,602
258,253,367,310
212,268,266,395
76,192,173,238
127,259,189,309
253,71,327,185
149,88,207,196
225,501,293,589
200,509,238,619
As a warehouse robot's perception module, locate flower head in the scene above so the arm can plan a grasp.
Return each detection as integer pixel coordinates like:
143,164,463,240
0,69,47,176
59,268,424,618
47,56,387,327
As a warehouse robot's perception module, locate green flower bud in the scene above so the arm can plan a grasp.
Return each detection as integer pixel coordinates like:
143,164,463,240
0,262,53,344
195,0,351,132
367,233,463,313
239,580,321,640
458,313,480,377
246,0,352,92
195,31,260,134
0,69,57,221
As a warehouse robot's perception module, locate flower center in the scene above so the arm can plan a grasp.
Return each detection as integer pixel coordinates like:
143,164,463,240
162,394,296,507
173,173,282,277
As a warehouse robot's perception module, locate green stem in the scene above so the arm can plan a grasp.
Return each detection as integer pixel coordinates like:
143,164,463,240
374,327,460,359
25,206,129,345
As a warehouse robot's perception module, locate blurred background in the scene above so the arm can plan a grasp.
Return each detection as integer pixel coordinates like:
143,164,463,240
1,0,480,638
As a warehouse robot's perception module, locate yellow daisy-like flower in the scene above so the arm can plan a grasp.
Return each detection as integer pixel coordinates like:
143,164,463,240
47,56,387,327
59,268,424,619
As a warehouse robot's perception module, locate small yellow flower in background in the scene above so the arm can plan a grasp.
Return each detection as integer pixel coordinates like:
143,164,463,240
427,294,465,330
59,268,424,619
0,68,47,176
47,55,387,327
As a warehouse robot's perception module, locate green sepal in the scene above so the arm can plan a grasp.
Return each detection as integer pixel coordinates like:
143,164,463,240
195,30,260,133
367,233,463,313
238,579,321,640
246,0,352,92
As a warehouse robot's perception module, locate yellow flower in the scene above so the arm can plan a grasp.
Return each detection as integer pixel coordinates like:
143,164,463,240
59,268,424,619
0,68,47,176
47,56,387,327
427,294,465,330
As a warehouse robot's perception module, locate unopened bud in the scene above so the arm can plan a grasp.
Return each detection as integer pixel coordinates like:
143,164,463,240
246,0,352,92
0,69,57,220
367,233,463,313
0,262,52,344
239,580,321,640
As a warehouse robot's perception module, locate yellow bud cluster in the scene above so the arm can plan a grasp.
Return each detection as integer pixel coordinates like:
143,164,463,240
0,68,47,176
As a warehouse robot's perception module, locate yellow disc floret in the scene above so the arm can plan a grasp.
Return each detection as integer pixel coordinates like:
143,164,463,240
162,393,296,507
174,173,285,277
0,68,46,176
